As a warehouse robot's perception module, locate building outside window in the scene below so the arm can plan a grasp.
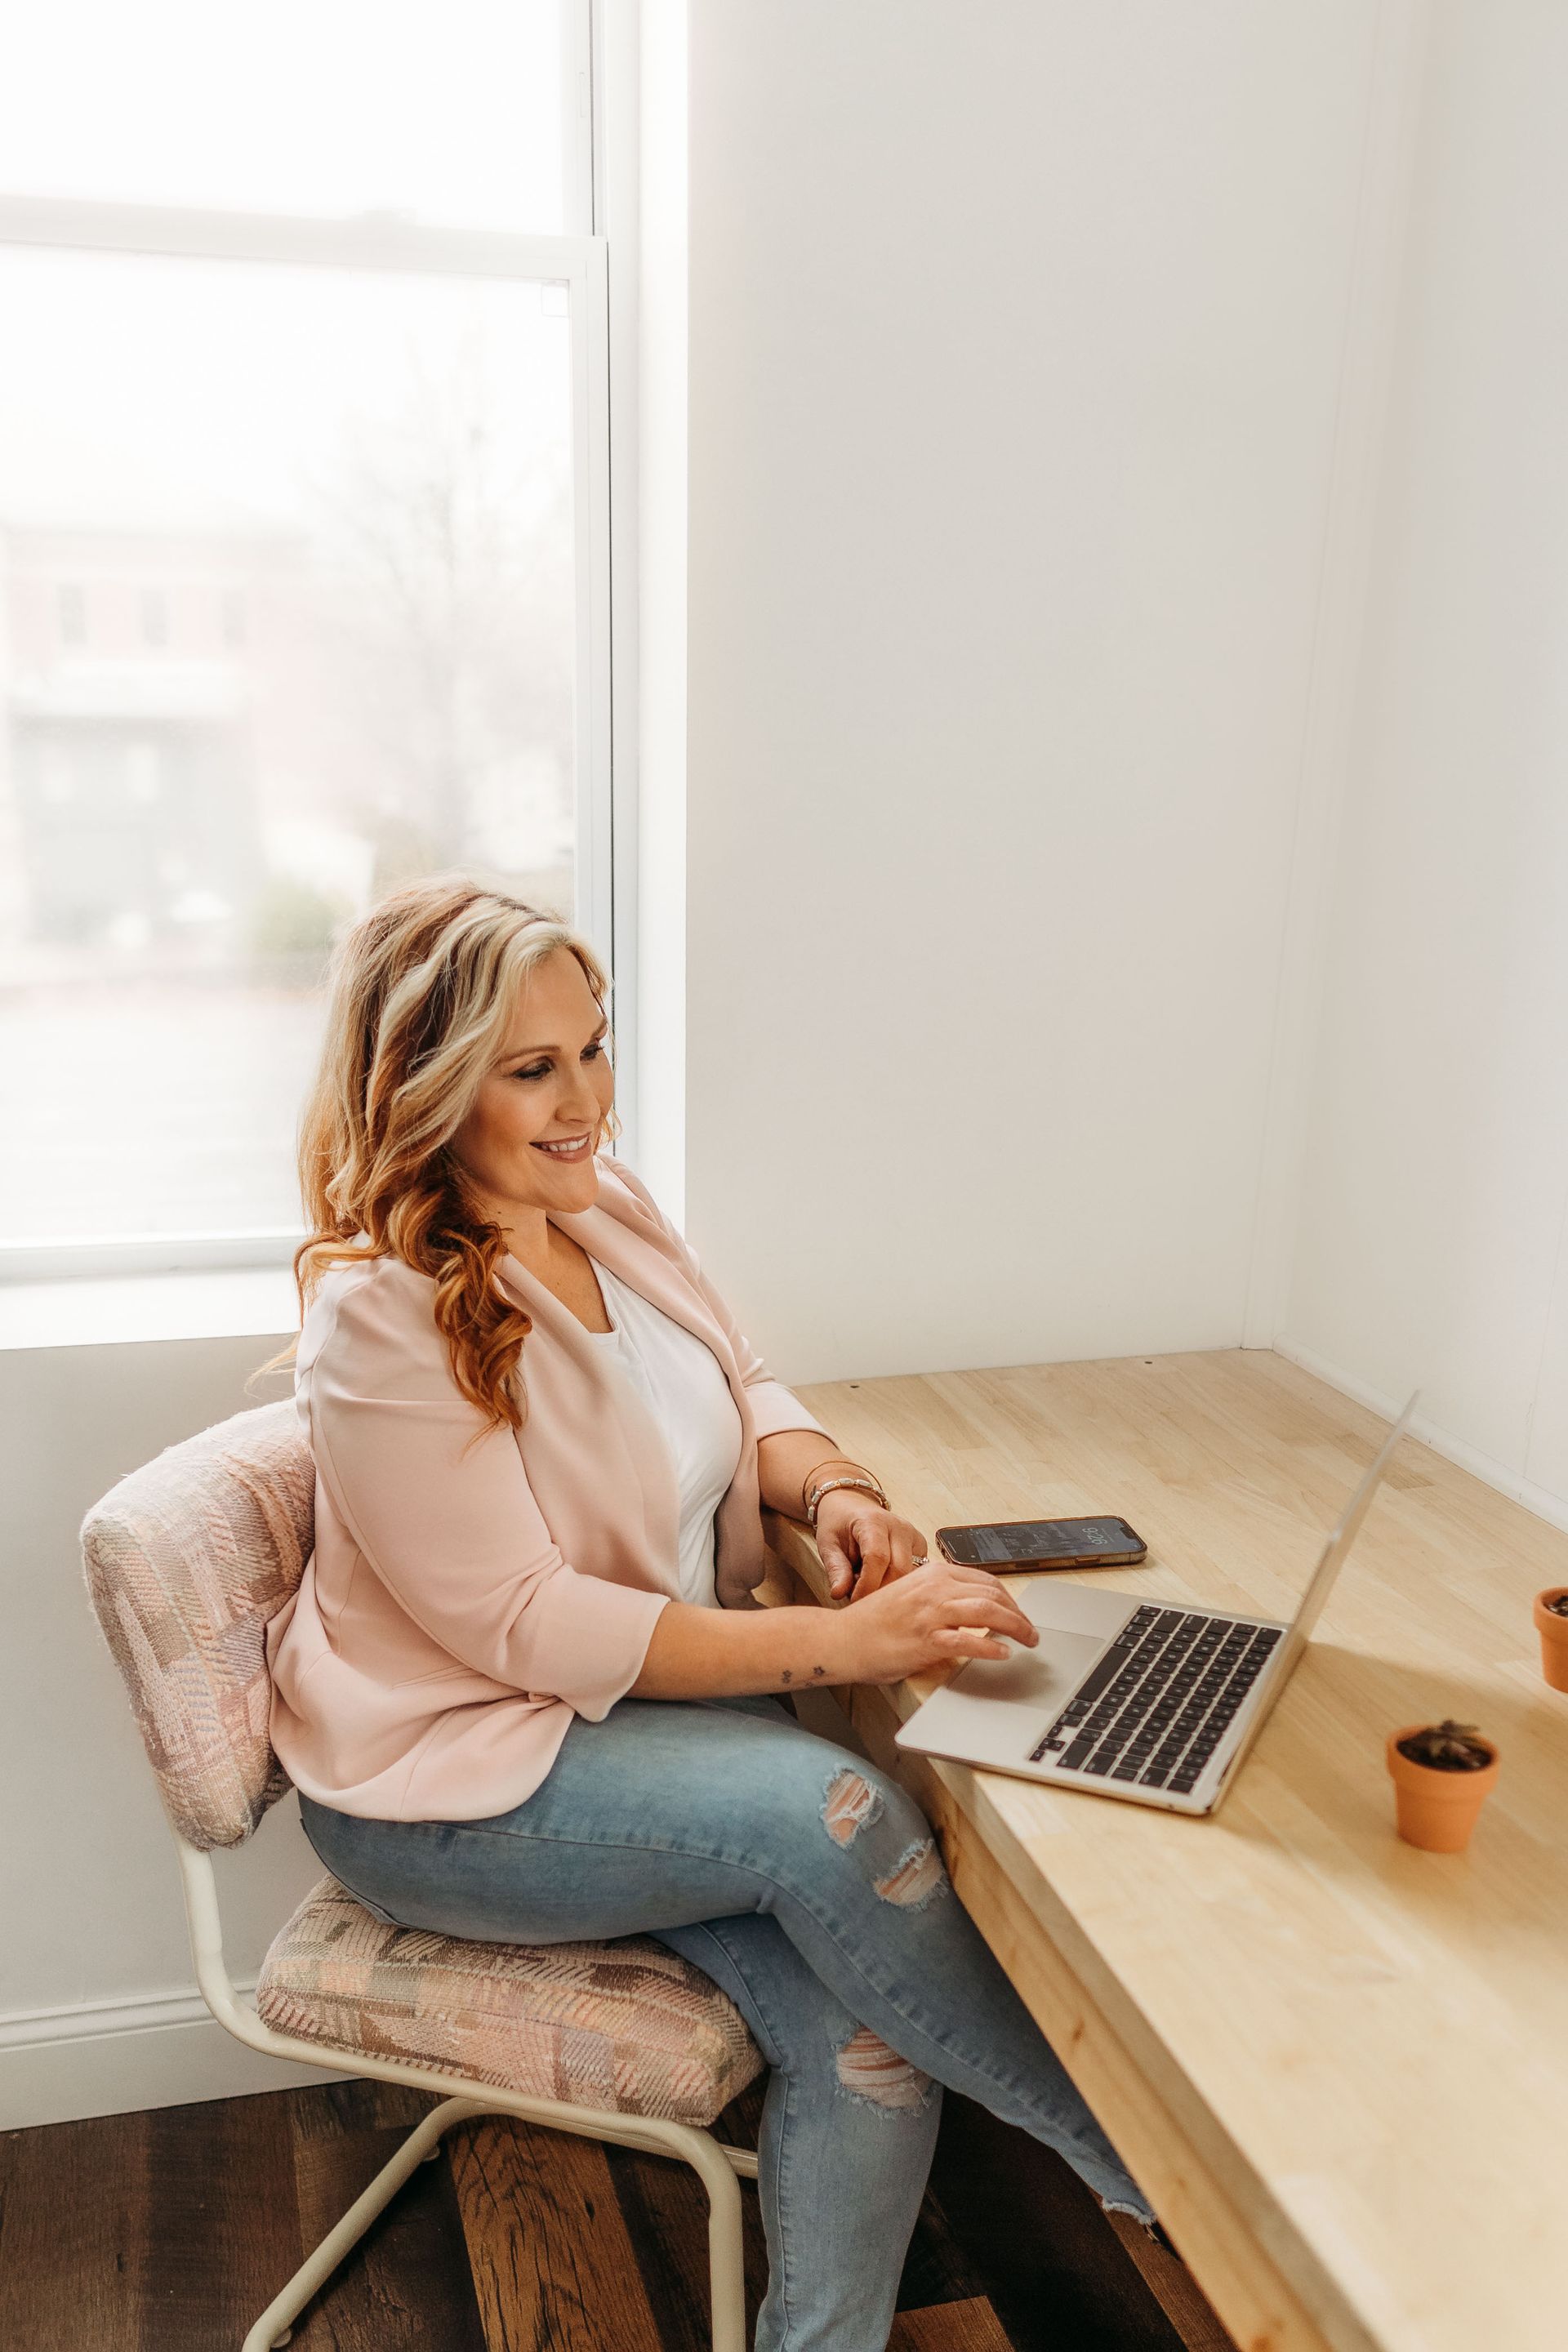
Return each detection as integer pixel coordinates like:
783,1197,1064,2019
56,581,86,648
139,587,170,648
0,0,609,1266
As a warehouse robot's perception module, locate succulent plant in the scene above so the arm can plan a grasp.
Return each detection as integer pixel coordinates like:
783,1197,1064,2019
1395,1719,1493,1772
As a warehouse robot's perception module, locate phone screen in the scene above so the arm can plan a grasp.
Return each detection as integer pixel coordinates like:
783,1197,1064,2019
944,1517,1139,1565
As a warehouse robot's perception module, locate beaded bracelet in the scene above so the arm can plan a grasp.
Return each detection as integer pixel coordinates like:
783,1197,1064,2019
804,1471,889,1530
797,1455,863,1514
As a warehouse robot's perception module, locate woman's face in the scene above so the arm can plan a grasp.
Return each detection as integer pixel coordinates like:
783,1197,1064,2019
448,948,614,1221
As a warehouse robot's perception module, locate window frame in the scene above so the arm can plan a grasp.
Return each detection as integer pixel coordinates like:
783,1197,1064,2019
0,0,620,1282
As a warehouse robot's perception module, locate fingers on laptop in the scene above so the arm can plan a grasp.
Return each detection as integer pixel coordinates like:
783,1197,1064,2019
929,1570,1036,1653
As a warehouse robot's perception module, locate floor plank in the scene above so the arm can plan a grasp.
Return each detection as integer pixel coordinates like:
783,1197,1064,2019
448,2114,666,2352
607,2079,991,2347
928,2093,1229,2352
137,2091,305,2352
893,2175,991,2318
287,2078,438,2141
603,2130,763,2352
1106,2215,1242,2352
0,2074,1242,2352
288,2089,486,2352
604,2073,776,2349
0,2109,147,2352
890,2301,1017,2352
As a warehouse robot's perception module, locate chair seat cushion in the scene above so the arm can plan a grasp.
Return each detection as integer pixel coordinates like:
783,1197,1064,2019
256,1875,763,2126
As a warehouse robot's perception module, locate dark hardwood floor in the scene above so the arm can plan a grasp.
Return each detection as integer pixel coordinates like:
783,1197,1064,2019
1,2077,1238,2350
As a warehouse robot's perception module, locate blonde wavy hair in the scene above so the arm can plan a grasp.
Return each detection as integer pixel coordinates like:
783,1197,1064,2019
255,874,614,1434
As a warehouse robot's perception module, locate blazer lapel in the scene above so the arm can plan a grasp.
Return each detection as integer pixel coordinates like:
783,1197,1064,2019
550,1200,733,1365
491,1246,684,1595
492,1171,769,1609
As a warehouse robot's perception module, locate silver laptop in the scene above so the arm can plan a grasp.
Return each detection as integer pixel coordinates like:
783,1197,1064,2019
896,1392,1419,1817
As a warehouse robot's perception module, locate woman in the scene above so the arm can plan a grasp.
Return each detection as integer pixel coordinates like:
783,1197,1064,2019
266,875,1156,2351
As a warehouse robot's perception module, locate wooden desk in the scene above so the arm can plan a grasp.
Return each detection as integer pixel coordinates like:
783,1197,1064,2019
763,1349,1568,2352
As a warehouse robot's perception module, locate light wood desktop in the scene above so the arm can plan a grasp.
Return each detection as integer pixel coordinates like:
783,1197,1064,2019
761,1348,1568,2352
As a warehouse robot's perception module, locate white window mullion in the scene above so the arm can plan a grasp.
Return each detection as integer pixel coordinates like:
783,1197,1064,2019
0,194,587,287
1,1232,302,1284
559,0,599,237
0,23,622,1283
570,236,614,971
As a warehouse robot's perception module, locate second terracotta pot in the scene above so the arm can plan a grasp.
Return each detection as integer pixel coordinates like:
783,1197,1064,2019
1385,1725,1499,1852
1535,1588,1568,1694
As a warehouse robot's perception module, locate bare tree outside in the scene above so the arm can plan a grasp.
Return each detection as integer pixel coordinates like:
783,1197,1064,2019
305,327,574,899
0,252,577,1243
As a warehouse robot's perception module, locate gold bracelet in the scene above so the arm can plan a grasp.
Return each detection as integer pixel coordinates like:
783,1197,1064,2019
798,1456,873,1517
804,1472,889,1530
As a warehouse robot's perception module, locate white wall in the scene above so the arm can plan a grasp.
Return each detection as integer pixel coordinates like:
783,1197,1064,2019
0,1322,344,2127
631,0,690,1226
1277,1,1568,1528
675,0,1389,1382
0,2,1467,2132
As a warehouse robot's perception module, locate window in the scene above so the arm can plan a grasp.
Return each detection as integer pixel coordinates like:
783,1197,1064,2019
140,588,171,649
0,0,568,233
0,1,610,1269
57,584,86,648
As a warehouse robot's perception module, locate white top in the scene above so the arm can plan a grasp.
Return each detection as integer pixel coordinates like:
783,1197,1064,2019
585,1262,824,1607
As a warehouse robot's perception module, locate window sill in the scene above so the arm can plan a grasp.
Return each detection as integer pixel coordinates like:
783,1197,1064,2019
0,1267,299,1352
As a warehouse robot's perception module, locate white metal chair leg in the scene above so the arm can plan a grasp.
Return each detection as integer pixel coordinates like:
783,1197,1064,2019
241,2096,490,2351
240,2096,751,2352
167,1830,757,2352
671,2121,749,2352
709,2166,749,2352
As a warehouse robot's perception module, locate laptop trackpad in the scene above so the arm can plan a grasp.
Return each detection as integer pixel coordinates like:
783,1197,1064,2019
898,1629,1107,1766
946,1628,1106,1712
897,1585,1137,1767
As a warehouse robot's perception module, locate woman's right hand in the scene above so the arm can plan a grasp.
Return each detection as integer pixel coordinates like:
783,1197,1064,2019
839,1558,1039,1685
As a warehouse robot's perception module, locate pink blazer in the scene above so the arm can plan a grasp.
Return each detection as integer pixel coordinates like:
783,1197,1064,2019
265,1158,829,1821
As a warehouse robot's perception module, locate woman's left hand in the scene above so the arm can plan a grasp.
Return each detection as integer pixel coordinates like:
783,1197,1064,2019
813,1492,931,1601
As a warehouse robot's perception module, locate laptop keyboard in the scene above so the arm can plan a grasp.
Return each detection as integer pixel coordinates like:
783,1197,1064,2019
1027,1604,1284,1796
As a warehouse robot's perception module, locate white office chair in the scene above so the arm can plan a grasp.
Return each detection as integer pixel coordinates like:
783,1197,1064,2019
80,1400,761,2352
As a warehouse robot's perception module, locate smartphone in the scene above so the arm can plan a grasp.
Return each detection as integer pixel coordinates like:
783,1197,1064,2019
935,1515,1147,1570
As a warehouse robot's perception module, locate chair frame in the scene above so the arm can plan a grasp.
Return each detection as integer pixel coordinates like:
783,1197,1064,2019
172,1820,758,2352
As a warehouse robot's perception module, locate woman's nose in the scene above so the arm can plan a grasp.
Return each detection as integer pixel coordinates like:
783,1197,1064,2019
558,1069,602,1123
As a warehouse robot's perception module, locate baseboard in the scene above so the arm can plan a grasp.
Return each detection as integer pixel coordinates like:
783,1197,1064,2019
0,1976,347,2132
1272,1334,1568,1538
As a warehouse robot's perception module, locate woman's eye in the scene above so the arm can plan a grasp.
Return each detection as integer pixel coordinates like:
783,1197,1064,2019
513,1062,550,1082
584,1041,604,1062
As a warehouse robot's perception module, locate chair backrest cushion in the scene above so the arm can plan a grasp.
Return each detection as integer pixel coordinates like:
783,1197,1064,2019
80,1398,313,1850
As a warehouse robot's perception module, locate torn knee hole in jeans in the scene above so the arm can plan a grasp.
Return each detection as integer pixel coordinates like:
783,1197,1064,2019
821,1767,884,1846
834,2026,934,2113
873,1838,945,1909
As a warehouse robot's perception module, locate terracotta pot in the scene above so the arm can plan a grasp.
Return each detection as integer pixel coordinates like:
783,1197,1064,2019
1385,1724,1499,1853
1534,1588,1568,1694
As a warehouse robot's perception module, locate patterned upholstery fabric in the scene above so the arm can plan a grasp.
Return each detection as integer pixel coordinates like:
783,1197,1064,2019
257,1874,764,2125
82,1401,764,2122
79,1400,313,1850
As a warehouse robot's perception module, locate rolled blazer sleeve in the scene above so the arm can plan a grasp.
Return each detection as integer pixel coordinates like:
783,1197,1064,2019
607,1165,834,1446
305,1267,670,1717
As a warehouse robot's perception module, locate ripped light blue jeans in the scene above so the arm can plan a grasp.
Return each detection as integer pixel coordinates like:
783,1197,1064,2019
297,1692,1156,2352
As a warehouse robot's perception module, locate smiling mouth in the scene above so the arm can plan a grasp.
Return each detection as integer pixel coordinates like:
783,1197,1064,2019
532,1133,593,1160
